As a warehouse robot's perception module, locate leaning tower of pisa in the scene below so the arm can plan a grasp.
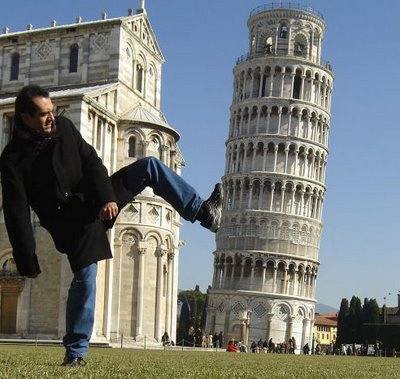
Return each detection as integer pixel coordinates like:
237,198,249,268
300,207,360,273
205,4,334,352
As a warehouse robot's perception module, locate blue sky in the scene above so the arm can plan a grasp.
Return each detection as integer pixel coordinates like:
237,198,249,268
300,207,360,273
3,0,400,308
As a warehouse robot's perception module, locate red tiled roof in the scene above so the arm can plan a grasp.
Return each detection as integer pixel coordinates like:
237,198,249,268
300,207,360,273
315,314,338,327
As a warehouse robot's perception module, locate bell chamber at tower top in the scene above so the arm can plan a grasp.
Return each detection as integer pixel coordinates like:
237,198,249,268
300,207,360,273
237,3,332,71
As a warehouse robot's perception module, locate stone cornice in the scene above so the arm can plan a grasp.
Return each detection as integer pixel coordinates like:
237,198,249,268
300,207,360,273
222,172,327,191
208,288,318,304
225,134,329,155
234,55,334,79
0,17,126,42
221,209,324,227
214,248,320,264
230,98,332,120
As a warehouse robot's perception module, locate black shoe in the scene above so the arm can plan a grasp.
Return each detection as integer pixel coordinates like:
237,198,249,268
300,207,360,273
61,354,87,367
198,183,223,233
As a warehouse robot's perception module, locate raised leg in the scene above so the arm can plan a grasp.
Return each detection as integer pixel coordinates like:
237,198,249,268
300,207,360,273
110,157,203,222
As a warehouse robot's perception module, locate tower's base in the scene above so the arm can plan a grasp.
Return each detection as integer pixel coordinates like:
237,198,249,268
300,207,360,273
205,289,315,353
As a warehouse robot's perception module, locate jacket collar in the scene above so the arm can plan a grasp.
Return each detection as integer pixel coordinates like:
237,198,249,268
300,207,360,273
13,121,59,144
13,122,60,154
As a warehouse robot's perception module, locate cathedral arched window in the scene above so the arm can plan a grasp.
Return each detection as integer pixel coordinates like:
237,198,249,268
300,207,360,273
96,118,102,150
126,46,135,88
128,136,136,157
10,52,20,81
69,44,79,73
136,64,143,92
148,65,157,106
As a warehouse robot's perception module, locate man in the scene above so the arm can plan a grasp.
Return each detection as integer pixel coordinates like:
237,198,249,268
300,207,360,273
0,85,222,366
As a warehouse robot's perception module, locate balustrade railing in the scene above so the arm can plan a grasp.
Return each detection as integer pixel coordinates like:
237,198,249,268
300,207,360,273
250,3,324,20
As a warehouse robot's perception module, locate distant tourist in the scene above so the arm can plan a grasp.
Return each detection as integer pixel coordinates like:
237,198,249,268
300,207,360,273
303,343,310,355
207,333,213,348
218,331,224,348
227,340,238,352
162,331,170,346
268,338,275,353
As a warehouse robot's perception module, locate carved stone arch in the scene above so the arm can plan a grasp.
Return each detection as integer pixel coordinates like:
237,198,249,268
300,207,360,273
274,65,283,74
144,230,163,246
136,52,147,67
147,130,165,145
294,66,305,77
272,302,292,319
148,61,157,76
266,259,275,269
252,178,262,187
277,260,287,271
256,30,275,53
124,128,145,159
288,260,297,270
291,106,300,117
295,305,306,322
147,132,165,160
163,234,174,251
0,249,13,265
119,228,142,259
146,234,161,258
0,249,18,274
118,227,143,241
277,19,290,37
125,39,136,60
123,126,146,140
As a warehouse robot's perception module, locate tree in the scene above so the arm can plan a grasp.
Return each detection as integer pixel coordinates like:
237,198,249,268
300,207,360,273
336,298,349,345
369,299,380,324
176,298,191,344
177,285,207,344
348,296,363,343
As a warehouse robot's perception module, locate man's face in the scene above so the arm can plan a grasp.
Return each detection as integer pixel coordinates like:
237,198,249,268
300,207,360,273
21,96,55,135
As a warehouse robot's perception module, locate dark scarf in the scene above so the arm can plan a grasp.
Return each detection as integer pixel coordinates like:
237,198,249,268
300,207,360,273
13,122,59,154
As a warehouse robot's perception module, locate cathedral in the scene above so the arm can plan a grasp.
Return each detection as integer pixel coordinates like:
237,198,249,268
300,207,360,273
0,1,183,344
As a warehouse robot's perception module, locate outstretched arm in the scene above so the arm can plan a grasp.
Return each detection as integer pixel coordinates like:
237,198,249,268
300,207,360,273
0,160,40,277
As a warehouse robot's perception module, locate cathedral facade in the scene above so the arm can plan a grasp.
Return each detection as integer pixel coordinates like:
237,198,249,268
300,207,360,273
0,3,183,343
206,4,334,352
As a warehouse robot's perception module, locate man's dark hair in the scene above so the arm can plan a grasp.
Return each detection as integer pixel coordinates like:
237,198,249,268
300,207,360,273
14,85,50,124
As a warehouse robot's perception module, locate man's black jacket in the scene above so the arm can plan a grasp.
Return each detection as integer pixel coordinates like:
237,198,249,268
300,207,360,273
0,116,120,276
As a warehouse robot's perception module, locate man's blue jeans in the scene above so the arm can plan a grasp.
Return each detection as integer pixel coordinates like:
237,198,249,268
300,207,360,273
63,263,97,358
112,156,204,223
63,157,205,358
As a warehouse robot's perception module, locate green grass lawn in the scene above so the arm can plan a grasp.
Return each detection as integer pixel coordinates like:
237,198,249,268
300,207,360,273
0,345,400,378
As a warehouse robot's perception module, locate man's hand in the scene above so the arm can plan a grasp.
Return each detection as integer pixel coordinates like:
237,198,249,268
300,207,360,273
99,202,119,220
